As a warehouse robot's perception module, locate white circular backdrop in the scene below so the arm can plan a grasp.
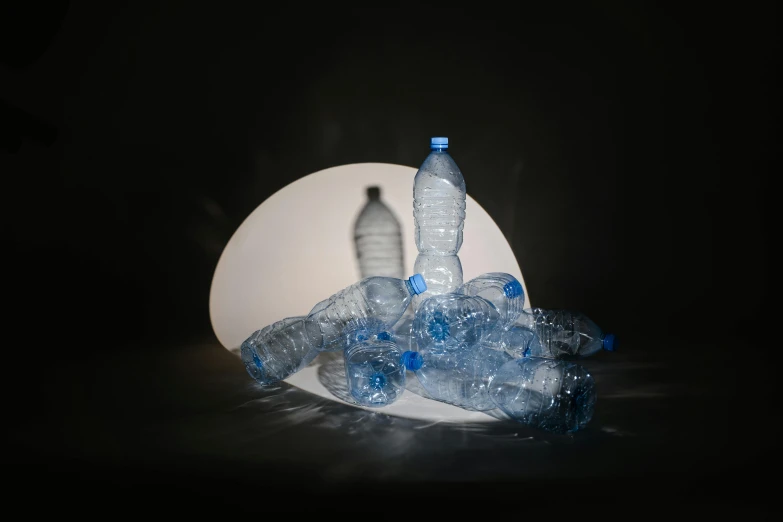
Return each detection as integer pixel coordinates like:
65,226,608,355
209,162,531,422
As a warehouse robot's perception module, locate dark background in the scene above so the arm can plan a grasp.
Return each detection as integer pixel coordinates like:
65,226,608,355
2,1,776,514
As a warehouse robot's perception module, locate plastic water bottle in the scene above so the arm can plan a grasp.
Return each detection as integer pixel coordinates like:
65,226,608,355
240,316,318,385
509,308,617,359
353,186,405,279
413,293,500,352
305,274,427,352
342,321,423,407
342,318,421,370
458,272,525,329
414,343,512,411
412,137,466,309
491,324,542,358
489,357,596,433
240,274,427,385
343,334,407,407
391,313,417,354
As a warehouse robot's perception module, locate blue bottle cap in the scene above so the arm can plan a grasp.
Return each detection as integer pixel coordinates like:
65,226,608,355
430,137,448,150
401,351,423,371
602,333,617,352
409,274,427,294
503,279,523,299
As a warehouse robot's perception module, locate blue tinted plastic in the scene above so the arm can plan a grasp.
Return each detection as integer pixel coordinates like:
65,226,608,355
401,350,423,371
430,136,448,150
240,316,318,385
414,343,512,411
305,275,420,352
344,339,406,407
458,272,525,329
241,276,420,386
516,308,616,358
490,357,596,433
413,294,500,352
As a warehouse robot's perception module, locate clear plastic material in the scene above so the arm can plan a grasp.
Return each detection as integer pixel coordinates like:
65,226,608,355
413,293,500,352
342,317,389,347
414,343,512,411
458,272,525,329
413,137,466,308
486,324,542,359
240,275,425,385
391,313,416,354
344,337,406,407
489,357,596,433
240,317,318,385
305,275,425,353
511,308,617,359
412,255,463,310
353,186,404,279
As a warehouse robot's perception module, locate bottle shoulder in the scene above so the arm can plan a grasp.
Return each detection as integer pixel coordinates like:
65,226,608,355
414,152,466,190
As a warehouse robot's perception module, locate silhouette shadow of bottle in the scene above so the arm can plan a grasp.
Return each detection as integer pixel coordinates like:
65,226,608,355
353,186,405,280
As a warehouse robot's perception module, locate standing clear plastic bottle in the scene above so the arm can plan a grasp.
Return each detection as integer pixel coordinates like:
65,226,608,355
412,137,466,310
240,274,427,385
489,357,596,433
353,186,405,279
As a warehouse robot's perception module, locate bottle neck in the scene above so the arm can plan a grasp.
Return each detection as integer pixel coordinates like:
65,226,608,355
405,279,415,296
430,147,448,153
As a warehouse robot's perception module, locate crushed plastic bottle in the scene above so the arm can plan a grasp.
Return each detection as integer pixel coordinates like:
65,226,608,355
414,343,512,411
305,274,426,352
508,309,617,359
489,357,596,433
343,333,407,407
458,272,525,329
241,274,426,385
413,293,500,352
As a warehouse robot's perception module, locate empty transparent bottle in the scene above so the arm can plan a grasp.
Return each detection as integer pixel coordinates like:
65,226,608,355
344,335,407,407
413,293,500,352
490,324,542,358
391,313,416,353
489,357,596,433
240,316,318,385
412,137,466,309
305,274,426,352
458,272,525,329
414,343,512,411
353,186,405,279
241,274,426,385
508,309,617,359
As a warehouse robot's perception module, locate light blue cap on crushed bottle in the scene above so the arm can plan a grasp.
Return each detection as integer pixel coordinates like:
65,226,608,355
401,351,423,371
430,137,448,150
602,333,617,352
409,274,427,294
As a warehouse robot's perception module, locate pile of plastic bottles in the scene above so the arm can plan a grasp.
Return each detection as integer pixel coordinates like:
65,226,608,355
239,137,616,434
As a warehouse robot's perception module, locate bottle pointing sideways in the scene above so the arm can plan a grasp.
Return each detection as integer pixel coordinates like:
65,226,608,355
241,274,427,385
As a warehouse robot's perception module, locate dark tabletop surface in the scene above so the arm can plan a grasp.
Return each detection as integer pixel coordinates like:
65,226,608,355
10,332,777,514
